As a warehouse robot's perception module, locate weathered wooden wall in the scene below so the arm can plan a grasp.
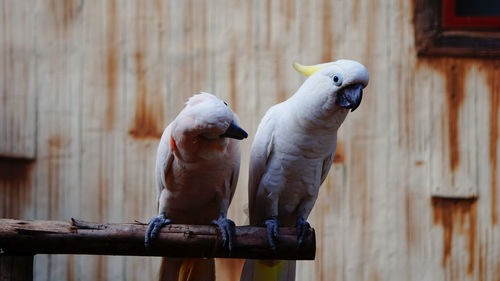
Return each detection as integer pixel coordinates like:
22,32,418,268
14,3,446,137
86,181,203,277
1,0,499,280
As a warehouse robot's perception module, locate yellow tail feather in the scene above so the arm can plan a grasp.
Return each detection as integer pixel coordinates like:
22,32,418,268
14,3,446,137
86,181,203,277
240,260,296,281
178,259,197,281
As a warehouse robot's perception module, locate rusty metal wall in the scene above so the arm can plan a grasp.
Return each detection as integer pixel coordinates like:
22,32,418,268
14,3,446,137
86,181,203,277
1,0,500,280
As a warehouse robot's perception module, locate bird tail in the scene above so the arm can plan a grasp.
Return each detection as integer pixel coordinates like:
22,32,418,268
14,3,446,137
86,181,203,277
240,259,295,281
159,257,215,281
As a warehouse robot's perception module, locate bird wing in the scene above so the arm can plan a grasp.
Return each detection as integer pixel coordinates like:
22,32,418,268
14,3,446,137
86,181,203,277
155,124,175,206
248,107,276,223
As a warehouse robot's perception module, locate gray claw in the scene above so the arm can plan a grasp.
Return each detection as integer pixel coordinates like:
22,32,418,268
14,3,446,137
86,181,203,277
212,217,236,252
296,217,311,247
145,213,172,248
264,218,280,251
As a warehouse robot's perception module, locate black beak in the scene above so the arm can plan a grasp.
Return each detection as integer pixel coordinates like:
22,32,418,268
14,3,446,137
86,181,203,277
337,84,363,112
220,121,248,140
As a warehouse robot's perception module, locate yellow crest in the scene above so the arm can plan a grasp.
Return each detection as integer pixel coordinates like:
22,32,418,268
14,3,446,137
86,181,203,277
292,62,327,77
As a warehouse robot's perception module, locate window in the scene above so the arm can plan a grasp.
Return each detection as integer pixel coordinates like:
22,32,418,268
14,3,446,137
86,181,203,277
414,0,500,56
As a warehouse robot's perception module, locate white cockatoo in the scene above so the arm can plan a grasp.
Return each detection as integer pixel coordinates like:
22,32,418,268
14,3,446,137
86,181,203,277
241,60,369,281
145,92,248,281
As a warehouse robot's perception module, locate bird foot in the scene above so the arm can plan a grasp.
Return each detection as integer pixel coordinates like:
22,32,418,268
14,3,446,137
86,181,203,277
264,218,280,251
211,217,236,252
296,217,311,248
144,213,172,248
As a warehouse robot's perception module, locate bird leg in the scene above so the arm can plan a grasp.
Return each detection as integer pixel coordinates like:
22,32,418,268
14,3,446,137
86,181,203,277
264,217,280,251
296,217,311,247
144,212,172,248
211,215,236,252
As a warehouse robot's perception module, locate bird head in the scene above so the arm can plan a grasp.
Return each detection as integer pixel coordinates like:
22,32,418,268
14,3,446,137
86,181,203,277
180,92,248,140
293,59,369,112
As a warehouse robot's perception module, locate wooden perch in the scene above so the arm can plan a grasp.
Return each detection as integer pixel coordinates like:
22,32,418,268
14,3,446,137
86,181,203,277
0,218,315,260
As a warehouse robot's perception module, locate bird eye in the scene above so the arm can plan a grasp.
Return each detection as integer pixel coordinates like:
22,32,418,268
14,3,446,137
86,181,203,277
223,101,228,106
332,74,342,86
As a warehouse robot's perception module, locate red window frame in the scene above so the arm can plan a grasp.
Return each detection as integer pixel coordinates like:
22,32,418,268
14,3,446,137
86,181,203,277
442,0,500,29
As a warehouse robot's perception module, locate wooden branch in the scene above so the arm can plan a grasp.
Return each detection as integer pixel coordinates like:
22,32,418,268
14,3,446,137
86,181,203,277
0,219,315,260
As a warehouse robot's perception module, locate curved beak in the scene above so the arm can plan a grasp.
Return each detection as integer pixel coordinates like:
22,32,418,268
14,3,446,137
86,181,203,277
220,121,248,140
338,84,363,112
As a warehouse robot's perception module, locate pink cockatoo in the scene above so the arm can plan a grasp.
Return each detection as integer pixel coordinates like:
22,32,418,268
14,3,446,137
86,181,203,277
145,92,248,281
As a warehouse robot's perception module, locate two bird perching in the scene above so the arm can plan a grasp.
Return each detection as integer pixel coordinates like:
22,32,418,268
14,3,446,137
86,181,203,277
144,59,369,281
